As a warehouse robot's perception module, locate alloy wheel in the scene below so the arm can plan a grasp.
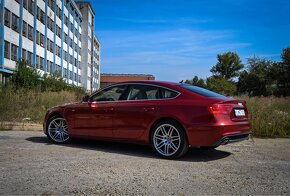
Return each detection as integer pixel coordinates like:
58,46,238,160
153,124,181,156
47,117,69,143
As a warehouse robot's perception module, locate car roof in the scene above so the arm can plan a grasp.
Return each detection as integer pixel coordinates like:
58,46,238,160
114,80,181,86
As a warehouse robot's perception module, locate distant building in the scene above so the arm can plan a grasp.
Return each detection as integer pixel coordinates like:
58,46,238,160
76,1,100,92
0,0,100,92
100,73,155,88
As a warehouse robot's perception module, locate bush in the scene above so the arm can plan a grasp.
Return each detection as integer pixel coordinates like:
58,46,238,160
206,77,236,96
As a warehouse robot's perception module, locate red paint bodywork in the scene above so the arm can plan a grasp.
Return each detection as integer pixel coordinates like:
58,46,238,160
43,81,251,147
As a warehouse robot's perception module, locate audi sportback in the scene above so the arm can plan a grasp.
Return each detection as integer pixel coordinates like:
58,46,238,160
44,81,251,159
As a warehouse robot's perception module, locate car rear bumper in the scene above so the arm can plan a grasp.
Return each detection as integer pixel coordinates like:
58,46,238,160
213,133,251,146
186,122,251,147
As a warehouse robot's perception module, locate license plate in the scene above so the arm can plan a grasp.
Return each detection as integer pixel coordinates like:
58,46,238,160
234,109,245,117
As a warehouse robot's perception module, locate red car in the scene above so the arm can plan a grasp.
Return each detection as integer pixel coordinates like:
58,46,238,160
43,81,251,159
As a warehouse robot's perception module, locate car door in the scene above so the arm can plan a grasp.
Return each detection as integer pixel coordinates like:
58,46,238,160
72,85,128,138
113,84,160,139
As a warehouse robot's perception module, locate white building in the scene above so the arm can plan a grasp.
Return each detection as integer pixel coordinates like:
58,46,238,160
0,0,100,92
76,1,100,92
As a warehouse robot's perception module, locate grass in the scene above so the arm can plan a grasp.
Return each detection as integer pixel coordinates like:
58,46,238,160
0,122,13,131
0,88,289,137
242,96,290,138
0,88,80,123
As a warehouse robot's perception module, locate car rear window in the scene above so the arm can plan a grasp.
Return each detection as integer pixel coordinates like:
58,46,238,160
159,88,179,99
178,84,227,98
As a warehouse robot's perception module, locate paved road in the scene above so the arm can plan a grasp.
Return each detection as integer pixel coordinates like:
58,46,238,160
0,131,289,195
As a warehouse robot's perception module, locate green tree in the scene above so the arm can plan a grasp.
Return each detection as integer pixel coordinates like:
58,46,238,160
11,60,41,89
206,76,236,96
237,57,273,96
185,76,206,88
210,52,244,80
279,47,290,96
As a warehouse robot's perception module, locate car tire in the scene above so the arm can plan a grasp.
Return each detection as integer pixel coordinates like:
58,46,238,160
47,115,70,143
151,120,188,159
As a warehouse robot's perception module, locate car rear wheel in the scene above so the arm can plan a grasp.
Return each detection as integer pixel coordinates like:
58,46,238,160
151,120,188,159
47,116,70,143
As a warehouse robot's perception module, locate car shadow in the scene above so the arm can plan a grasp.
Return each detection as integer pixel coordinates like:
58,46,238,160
26,136,231,162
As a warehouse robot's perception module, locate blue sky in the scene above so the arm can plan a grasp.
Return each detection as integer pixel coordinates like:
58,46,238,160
91,0,290,82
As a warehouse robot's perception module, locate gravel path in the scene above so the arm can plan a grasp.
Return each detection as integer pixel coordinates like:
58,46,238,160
0,131,289,195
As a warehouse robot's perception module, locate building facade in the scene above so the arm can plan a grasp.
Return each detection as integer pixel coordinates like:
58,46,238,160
76,1,100,92
100,73,155,88
0,0,100,91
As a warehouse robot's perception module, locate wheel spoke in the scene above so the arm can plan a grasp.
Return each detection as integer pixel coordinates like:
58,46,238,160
170,142,178,151
157,142,165,149
168,127,173,137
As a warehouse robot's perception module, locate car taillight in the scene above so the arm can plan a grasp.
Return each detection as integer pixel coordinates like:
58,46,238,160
208,104,232,115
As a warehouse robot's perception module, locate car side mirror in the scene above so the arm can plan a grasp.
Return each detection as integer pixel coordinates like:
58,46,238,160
82,95,90,102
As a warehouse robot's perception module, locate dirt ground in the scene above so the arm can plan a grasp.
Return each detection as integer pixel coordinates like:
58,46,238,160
0,131,289,195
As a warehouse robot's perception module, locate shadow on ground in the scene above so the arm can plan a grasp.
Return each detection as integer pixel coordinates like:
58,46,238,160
26,136,231,162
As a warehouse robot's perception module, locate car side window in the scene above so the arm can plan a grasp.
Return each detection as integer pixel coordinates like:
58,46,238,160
127,85,159,100
160,88,179,99
90,85,127,102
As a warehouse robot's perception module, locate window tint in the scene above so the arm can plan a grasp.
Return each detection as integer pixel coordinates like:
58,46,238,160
160,88,179,99
91,85,127,102
178,84,226,98
127,85,159,100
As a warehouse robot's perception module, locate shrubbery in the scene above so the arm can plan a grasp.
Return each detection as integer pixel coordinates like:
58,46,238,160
0,60,86,122
186,46,290,97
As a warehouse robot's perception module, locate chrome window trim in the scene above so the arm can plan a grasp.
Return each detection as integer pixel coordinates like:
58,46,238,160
90,83,181,103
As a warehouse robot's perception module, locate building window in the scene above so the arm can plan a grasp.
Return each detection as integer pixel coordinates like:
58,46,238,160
74,73,77,82
70,55,73,64
40,33,44,46
64,16,68,26
11,44,18,61
64,68,67,78
28,0,33,14
50,40,54,52
70,38,72,48
40,10,45,24
69,71,72,80
47,38,50,50
23,0,27,9
27,51,32,66
64,50,67,61
40,57,44,70
4,41,10,59
28,24,33,40
11,14,19,32
56,26,60,37
22,49,27,60
22,21,27,37
36,55,40,69
4,9,11,27
36,31,40,44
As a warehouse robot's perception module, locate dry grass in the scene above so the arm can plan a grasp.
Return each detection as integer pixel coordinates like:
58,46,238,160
0,88,79,123
241,96,290,138
0,88,289,137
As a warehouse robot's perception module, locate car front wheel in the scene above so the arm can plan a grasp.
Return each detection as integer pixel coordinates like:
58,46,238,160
47,116,70,143
151,120,188,159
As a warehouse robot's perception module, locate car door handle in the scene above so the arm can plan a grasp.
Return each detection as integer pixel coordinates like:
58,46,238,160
144,107,155,112
104,107,114,112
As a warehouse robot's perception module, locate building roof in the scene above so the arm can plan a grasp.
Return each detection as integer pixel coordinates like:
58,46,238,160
101,73,155,77
75,0,95,15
